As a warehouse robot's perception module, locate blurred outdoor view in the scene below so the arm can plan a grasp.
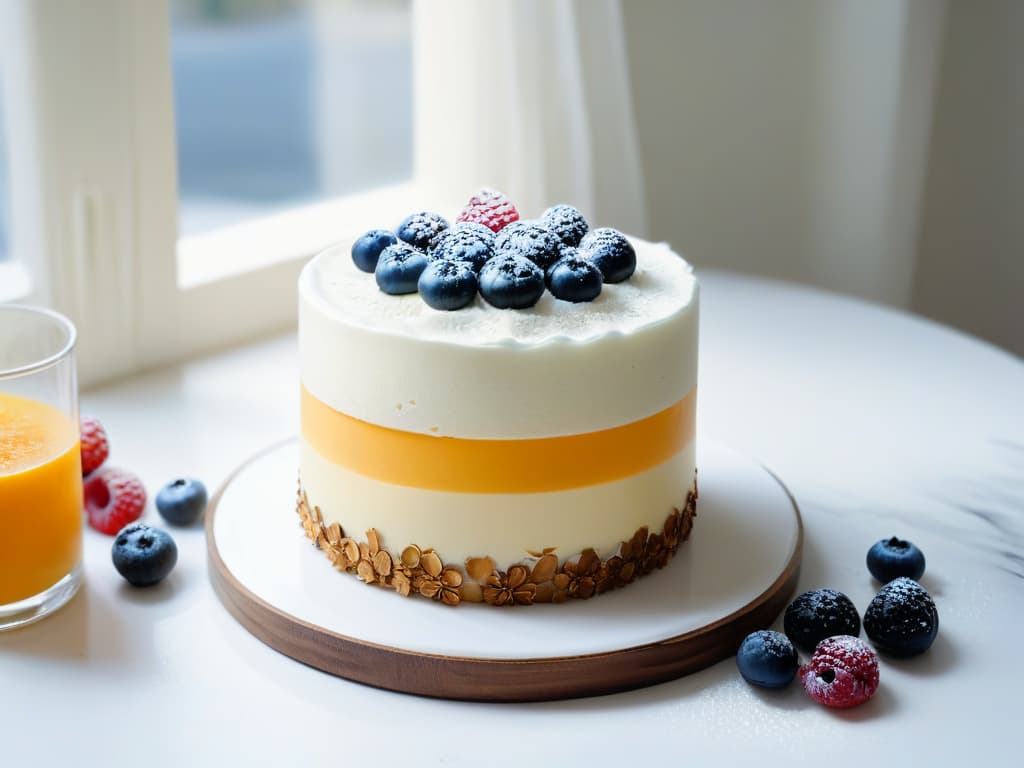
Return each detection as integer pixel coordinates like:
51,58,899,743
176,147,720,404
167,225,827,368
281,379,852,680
172,0,412,236
0,73,9,263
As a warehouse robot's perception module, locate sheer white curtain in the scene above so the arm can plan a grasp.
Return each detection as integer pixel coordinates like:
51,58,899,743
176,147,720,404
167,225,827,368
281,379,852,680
413,0,648,235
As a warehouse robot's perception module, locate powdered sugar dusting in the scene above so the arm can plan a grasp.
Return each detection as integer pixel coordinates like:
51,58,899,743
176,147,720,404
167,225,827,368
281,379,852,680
305,237,696,348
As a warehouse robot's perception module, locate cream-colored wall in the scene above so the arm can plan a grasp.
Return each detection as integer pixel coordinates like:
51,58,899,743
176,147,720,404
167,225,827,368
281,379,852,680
623,0,1021,356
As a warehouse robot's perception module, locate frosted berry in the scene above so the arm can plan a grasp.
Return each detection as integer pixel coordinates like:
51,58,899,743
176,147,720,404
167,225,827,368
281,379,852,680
112,523,177,587
375,243,429,295
156,477,208,526
479,254,545,309
417,259,478,311
351,229,398,273
456,188,520,233
580,227,636,283
396,212,449,251
496,221,562,271
784,588,861,652
79,415,110,477
541,204,589,247
431,224,495,272
864,577,939,657
801,635,879,708
867,537,926,583
736,630,798,689
547,254,603,303
84,466,147,535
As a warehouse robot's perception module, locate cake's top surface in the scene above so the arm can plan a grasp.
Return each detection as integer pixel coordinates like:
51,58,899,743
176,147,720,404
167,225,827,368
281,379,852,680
301,237,696,349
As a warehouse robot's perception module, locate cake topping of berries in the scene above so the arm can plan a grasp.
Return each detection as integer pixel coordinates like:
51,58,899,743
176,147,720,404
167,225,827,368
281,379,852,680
431,224,496,273
541,204,589,247
864,577,939,657
84,466,147,535
351,229,398,273
867,536,926,583
736,630,798,689
417,259,479,311
479,254,546,310
784,588,861,652
800,635,880,708
495,221,562,271
580,227,636,284
546,255,603,303
79,415,110,477
375,243,429,295
112,522,178,587
456,188,520,233
396,212,450,251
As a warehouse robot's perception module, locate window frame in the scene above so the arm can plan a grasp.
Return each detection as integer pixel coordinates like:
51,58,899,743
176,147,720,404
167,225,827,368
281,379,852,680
5,0,423,388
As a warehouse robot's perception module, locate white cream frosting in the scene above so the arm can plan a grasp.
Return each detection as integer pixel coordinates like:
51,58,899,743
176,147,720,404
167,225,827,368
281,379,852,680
299,237,699,439
301,436,696,567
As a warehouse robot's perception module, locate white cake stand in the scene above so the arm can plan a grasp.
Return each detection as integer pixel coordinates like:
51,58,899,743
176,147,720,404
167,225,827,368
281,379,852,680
207,439,802,702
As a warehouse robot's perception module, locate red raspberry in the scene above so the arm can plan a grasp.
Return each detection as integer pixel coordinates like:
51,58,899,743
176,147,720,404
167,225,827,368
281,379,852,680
456,189,520,233
84,467,147,535
79,416,110,476
800,635,879,708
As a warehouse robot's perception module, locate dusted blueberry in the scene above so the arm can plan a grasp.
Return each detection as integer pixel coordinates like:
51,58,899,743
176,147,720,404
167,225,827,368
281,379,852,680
495,221,562,270
432,225,495,272
493,220,529,252
155,477,208,526
867,537,926,583
784,588,861,653
418,259,478,310
450,221,496,247
541,204,589,247
396,211,450,251
580,227,636,283
864,577,939,657
111,523,178,587
736,630,798,689
375,244,429,294
351,229,397,273
479,254,545,309
547,255,603,303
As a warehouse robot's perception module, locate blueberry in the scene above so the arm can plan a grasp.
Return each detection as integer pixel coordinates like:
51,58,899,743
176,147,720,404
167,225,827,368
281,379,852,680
736,630,798,689
864,577,939,657
479,254,545,309
156,478,208,526
783,588,861,653
494,221,561,270
432,225,495,272
396,212,449,251
450,221,496,247
418,259,478,310
546,255,603,303
541,204,589,247
111,523,177,587
867,536,926,583
580,227,636,283
375,243,429,294
351,229,397,273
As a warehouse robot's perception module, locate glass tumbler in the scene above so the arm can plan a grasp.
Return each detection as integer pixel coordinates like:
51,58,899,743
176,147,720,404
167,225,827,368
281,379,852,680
0,305,83,630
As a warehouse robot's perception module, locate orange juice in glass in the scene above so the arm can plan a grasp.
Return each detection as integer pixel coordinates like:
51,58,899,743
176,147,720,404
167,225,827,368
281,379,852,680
1,305,83,630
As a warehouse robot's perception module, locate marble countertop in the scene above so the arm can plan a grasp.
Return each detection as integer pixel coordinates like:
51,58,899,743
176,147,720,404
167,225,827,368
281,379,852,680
2,270,1021,765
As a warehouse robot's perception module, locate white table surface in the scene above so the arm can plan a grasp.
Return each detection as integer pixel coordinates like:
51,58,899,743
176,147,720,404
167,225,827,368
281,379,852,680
2,271,1022,766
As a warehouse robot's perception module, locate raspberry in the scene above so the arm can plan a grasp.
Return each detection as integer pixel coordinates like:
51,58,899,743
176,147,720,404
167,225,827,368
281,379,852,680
84,467,147,535
801,635,879,708
79,416,109,476
456,189,520,233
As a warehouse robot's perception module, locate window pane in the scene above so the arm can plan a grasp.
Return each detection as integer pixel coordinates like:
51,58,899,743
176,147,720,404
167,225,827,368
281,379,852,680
171,0,413,238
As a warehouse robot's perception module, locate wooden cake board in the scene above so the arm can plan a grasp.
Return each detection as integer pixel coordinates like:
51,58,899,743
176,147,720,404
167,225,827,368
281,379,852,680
207,439,802,702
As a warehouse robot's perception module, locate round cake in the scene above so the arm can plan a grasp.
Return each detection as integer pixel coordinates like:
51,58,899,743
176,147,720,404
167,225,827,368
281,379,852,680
297,200,699,606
